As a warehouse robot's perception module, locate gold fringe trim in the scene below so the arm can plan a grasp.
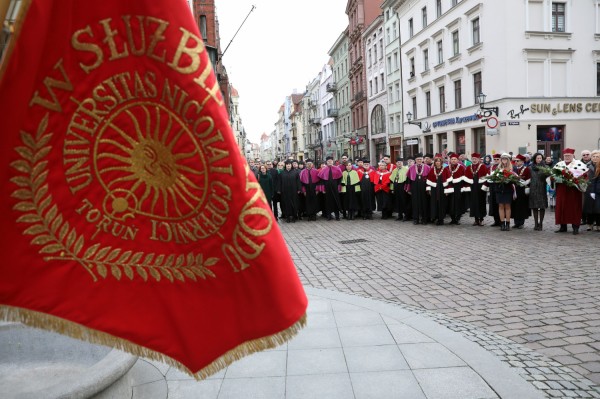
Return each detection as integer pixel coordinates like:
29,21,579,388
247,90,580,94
1,305,307,380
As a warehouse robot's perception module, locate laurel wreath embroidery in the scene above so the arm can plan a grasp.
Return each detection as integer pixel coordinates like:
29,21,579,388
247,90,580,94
10,114,217,283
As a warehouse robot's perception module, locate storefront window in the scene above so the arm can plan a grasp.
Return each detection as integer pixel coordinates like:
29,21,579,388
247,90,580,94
455,130,466,154
473,127,486,155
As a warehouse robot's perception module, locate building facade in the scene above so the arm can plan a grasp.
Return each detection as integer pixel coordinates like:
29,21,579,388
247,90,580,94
346,0,384,159
289,93,306,161
396,0,600,160
382,1,404,161
364,15,389,161
328,30,353,159
304,75,322,161
320,63,339,160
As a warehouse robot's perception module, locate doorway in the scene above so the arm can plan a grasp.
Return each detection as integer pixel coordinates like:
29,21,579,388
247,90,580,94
536,125,564,164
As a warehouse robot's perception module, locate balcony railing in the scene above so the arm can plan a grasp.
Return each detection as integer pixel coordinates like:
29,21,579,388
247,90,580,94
327,108,339,118
326,82,337,92
309,117,321,125
353,91,365,102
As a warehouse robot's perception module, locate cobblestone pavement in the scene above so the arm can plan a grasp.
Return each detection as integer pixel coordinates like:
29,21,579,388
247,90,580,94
279,211,600,398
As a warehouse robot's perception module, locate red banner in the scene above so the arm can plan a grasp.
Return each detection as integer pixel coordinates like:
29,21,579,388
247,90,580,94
0,0,306,378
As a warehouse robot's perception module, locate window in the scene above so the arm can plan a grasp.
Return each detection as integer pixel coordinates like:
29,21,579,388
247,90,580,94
368,49,372,66
423,49,429,71
393,52,399,70
371,105,385,134
374,45,377,62
199,15,207,40
410,57,415,77
379,39,383,59
374,77,378,93
452,30,459,56
386,28,391,43
388,86,394,103
552,3,565,32
426,91,431,116
454,79,462,109
439,86,446,113
387,56,392,74
392,22,397,39
390,116,395,133
395,83,401,102
422,7,428,27
409,18,414,37
436,0,442,18
380,73,384,91
437,40,443,64
473,72,482,103
597,63,600,96
412,96,417,118
369,80,373,96
472,17,480,44
452,0,458,6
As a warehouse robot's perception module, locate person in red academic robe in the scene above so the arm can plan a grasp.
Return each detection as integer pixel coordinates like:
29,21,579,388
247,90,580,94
511,154,532,229
371,162,393,219
463,152,489,226
553,148,589,234
426,155,451,225
446,153,467,225
407,154,431,225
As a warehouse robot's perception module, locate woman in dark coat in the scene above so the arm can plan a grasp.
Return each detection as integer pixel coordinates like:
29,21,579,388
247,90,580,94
278,161,301,223
258,165,273,211
583,150,600,231
528,153,550,231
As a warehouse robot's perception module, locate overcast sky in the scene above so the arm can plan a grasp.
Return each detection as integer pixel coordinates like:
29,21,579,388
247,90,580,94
215,0,349,143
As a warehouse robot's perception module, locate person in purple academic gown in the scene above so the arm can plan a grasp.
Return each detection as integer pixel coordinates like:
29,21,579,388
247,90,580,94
318,156,343,220
299,159,320,221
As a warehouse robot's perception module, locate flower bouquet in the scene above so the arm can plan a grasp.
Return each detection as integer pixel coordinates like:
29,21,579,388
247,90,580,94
550,166,588,192
483,168,525,186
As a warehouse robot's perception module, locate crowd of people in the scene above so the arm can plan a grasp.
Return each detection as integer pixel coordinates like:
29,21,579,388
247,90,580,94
251,148,600,235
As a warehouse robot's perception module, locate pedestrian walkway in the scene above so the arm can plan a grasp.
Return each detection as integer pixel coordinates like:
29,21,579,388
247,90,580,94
105,287,546,399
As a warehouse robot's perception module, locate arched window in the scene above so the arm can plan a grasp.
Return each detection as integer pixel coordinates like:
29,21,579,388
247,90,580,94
371,104,385,134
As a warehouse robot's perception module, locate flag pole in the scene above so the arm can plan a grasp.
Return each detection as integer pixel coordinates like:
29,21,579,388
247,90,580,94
0,0,11,33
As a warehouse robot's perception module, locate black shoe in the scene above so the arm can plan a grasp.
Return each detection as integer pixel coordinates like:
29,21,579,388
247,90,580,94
573,227,579,235
555,228,567,233
513,224,524,229
501,222,506,231
505,222,510,231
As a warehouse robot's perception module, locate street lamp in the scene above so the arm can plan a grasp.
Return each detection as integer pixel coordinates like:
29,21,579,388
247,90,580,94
406,112,422,129
477,92,499,117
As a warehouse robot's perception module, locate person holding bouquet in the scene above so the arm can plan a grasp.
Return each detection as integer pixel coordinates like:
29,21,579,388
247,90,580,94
552,148,589,235
583,150,600,231
529,153,550,230
511,154,531,229
494,153,518,231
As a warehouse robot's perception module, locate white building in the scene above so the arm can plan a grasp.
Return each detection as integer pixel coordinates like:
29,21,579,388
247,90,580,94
328,30,353,159
320,63,338,159
395,0,600,160
382,2,404,161
364,15,389,161
304,75,322,161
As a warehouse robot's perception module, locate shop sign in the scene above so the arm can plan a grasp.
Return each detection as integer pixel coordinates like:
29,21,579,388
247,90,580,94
530,102,600,116
389,137,402,146
432,113,479,128
405,139,419,145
